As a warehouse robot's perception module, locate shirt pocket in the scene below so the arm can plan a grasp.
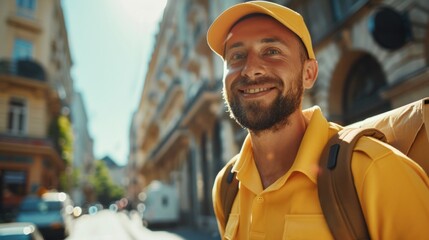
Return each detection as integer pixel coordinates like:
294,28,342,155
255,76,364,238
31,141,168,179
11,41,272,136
224,214,239,240
283,214,333,240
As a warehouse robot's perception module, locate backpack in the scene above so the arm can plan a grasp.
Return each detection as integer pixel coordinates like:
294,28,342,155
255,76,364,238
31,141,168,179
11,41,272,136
219,97,429,239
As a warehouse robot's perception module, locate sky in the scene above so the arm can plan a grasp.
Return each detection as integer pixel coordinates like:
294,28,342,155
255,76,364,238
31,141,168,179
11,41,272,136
61,0,168,166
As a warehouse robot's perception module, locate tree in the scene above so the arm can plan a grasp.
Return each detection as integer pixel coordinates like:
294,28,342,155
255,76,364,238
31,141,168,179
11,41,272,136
49,114,74,192
49,114,73,165
90,160,124,207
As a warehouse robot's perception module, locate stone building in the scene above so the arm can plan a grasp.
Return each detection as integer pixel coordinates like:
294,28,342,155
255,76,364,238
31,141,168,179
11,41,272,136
129,0,429,231
71,91,95,206
0,0,74,221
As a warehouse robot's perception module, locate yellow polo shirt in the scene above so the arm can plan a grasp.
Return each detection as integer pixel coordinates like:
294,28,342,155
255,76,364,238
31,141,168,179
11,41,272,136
212,106,429,239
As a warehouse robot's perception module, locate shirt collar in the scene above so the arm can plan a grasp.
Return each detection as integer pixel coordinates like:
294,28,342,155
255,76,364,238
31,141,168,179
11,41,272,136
233,106,338,189
290,106,330,183
233,135,263,193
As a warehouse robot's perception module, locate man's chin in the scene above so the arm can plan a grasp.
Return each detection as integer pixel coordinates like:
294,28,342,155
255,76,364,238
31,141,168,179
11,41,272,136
235,115,287,132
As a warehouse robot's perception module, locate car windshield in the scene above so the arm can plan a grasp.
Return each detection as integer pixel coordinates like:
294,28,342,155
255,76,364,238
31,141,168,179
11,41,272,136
20,198,62,212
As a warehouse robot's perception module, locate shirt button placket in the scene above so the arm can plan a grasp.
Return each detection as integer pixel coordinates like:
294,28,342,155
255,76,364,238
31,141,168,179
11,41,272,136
251,195,266,239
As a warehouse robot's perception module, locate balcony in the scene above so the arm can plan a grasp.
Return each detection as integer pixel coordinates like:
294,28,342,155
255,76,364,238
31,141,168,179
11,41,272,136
0,134,64,169
0,59,46,81
6,13,42,33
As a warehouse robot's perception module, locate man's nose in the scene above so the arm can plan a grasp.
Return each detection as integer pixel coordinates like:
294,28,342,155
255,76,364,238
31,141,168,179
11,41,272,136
241,53,265,79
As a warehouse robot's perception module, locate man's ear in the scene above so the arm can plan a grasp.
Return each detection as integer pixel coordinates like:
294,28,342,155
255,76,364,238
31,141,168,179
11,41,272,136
302,59,318,89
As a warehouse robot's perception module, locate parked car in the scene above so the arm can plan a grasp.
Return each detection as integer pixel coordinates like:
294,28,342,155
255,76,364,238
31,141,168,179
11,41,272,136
0,222,44,240
15,192,73,239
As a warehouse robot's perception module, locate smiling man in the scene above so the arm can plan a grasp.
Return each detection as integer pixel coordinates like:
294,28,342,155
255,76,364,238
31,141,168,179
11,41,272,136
207,1,429,239
223,14,310,134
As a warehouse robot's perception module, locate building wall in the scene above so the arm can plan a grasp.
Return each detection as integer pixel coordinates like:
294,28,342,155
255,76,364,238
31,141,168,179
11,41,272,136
71,91,95,206
0,81,49,137
310,0,429,122
0,0,74,105
0,0,74,221
130,0,429,231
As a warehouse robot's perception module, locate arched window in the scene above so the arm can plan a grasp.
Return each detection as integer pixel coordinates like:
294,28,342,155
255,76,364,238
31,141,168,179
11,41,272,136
343,55,391,124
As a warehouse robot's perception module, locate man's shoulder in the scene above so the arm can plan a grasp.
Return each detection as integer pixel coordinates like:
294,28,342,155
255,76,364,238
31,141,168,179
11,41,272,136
354,134,405,160
325,123,402,161
349,133,423,182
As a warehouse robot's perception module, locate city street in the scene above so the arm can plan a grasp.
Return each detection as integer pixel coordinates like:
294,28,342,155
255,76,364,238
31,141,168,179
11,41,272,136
66,210,220,240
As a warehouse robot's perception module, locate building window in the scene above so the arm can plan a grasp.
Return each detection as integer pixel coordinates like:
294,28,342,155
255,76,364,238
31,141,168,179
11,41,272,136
16,0,37,10
8,98,27,135
16,0,37,18
13,38,33,60
293,0,335,43
331,0,362,21
342,55,391,124
291,0,369,44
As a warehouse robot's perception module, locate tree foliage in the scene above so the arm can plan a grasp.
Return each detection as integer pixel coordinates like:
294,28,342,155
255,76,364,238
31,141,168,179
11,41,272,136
90,160,124,207
49,114,73,165
57,115,73,165
49,114,74,191
59,167,80,192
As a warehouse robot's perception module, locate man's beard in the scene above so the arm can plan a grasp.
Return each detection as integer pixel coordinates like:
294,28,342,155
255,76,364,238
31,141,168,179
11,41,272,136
223,75,303,134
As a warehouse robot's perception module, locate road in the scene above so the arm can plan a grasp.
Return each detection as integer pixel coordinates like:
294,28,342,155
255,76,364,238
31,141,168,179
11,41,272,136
66,210,219,240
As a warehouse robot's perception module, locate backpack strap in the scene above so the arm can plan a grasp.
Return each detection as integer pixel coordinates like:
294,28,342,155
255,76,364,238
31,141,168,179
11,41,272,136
423,98,429,145
220,156,239,225
318,127,386,240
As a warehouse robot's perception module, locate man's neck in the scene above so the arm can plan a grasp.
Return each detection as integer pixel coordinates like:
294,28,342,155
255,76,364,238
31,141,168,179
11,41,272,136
250,111,308,189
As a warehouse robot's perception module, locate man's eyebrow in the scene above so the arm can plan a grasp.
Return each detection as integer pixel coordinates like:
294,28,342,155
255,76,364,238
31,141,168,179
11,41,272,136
261,37,286,45
226,42,243,52
225,37,288,55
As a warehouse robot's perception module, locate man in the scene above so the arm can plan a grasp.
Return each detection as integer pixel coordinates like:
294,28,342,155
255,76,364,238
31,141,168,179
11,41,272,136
206,1,429,239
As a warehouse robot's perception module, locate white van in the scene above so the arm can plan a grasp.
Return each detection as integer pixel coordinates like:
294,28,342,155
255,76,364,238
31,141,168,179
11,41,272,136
142,181,179,227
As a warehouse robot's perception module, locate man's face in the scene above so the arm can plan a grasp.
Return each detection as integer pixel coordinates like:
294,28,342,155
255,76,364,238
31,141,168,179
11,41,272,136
222,15,305,133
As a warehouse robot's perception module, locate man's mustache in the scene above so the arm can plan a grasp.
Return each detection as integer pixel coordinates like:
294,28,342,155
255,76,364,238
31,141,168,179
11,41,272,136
230,76,283,90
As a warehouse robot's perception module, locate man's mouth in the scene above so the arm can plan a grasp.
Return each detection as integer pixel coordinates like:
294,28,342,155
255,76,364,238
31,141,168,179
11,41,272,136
243,88,270,94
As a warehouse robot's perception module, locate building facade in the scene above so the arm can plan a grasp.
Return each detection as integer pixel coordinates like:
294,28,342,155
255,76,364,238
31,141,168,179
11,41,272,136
101,155,125,188
0,0,74,221
71,91,95,206
129,0,429,231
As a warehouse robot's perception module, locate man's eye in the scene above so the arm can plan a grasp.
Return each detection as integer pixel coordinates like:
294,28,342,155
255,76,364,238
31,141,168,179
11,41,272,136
230,53,245,60
226,52,246,65
265,49,280,55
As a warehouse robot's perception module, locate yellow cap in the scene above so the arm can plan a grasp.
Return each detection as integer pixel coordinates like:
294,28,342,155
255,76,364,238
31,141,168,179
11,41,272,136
207,1,315,60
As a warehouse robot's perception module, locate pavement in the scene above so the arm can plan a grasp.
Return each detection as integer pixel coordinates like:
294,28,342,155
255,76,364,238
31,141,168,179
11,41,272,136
67,209,221,240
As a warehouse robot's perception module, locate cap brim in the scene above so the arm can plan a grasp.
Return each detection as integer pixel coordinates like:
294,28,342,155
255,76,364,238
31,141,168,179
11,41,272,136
207,2,315,60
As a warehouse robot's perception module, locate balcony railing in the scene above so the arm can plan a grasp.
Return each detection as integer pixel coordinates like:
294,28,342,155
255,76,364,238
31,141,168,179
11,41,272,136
148,79,222,161
0,134,56,148
0,59,46,81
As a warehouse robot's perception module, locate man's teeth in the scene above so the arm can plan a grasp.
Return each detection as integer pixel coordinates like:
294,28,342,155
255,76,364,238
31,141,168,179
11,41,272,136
244,88,269,94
